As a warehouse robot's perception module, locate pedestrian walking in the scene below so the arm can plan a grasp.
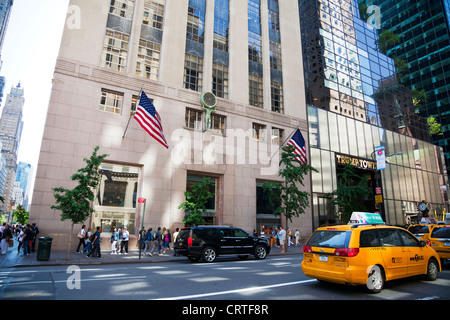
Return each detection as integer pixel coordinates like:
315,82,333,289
1,225,12,255
110,228,119,255
295,229,300,246
87,227,102,259
150,227,161,255
278,226,286,254
76,225,87,253
22,224,33,256
120,227,129,254
17,226,25,253
162,229,172,254
144,227,153,256
31,223,39,252
82,228,93,254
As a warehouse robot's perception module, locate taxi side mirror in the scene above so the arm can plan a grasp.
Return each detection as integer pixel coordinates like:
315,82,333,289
419,241,426,247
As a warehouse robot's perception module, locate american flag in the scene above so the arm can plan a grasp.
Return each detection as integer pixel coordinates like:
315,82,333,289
286,128,307,165
134,91,169,149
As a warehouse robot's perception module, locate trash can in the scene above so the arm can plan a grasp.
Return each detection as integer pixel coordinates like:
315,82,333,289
37,237,53,261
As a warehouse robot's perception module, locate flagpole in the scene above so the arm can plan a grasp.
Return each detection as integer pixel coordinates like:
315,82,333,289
122,85,144,139
268,126,300,163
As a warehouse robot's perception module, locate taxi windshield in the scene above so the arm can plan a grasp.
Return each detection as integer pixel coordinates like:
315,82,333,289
307,230,350,249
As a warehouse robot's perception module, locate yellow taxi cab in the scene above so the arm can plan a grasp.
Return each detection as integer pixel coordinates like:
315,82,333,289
407,217,438,242
301,212,441,293
428,225,450,262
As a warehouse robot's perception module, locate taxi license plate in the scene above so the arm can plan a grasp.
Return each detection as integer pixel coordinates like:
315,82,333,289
319,255,328,262
444,242,450,247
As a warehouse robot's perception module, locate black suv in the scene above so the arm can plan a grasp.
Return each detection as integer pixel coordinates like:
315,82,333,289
174,226,271,262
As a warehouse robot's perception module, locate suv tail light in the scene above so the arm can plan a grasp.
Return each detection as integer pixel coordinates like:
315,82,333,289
188,237,193,247
303,245,312,253
334,248,359,257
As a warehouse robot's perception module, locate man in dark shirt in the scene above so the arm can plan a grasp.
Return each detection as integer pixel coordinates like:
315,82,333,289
87,227,102,259
23,225,33,256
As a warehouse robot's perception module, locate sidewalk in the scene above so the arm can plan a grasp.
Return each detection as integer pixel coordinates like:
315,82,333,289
0,241,304,268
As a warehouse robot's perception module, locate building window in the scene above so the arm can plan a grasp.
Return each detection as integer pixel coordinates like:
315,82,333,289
184,54,203,92
211,114,226,135
101,29,129,72
185,108,202,130
253,123,266,141
271,82,284,114
269,40,282,71
109,0,135,20
187,4,205,44
99,89,123,114
94,163,140,234
272,127,283,146
142,0,165,29
136,39,161,80
249,74,264,108
213,0,229,52
212,63,229,98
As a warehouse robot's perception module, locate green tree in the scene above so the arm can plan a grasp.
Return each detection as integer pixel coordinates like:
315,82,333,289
51,146,108,261
178,177,214,226
325,164,372,224
376,30,400,55
428,116,443,136
13,204,29,225
263,145,318,223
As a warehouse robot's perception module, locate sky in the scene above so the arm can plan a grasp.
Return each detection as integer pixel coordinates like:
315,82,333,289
1,0,70,173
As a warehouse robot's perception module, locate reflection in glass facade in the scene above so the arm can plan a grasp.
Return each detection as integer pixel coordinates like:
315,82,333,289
248,0,264,108
300,0,449,227
360,0,450,185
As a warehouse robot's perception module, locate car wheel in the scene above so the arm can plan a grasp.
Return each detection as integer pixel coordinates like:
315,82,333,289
254,245,268,260
366,265,384,294
425,259,439,281
202,247,217,263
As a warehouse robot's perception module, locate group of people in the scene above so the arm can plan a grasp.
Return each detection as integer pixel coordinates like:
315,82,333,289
75,225,180,259
261,226,302,254
138,227,180,257
0,223,40,256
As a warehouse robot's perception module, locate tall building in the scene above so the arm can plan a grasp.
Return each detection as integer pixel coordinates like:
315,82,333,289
0,0,13,55
31,0,447,249
14,161,32,210
0,83,24,215
300,0,448,226
359,0,450,180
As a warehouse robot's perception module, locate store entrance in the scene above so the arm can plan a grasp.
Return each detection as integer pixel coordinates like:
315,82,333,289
334,154,385,221
336,165,376,213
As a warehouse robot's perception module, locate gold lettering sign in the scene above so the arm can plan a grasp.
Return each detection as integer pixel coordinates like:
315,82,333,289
336,154,377,171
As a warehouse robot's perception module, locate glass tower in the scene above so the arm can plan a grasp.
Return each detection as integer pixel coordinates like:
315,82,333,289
299,0,448,226
359,0,450,182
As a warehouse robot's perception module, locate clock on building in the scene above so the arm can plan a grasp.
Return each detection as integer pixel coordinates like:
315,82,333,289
201,91,217,130
201,91,217,108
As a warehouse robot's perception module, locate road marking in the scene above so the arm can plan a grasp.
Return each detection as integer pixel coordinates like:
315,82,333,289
416,296,439,300
6,276,147,286
156,279,317,300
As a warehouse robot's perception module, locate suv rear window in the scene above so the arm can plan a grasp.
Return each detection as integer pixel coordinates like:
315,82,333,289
307,230,350,249
177,229,190,239
431,226,450,238
193,228,217,238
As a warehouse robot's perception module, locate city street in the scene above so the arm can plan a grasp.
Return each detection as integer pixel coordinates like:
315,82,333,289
1,253,449,301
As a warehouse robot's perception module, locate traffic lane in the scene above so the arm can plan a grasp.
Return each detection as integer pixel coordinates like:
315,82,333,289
1,256,449,300
159,257,450,300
